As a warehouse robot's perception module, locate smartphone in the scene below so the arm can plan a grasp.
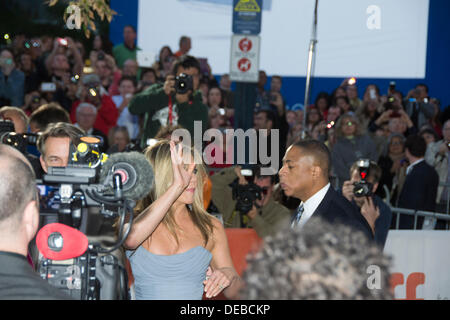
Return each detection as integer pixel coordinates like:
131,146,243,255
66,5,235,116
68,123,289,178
40,82,56,92
218,108,226,116
369,88,376,100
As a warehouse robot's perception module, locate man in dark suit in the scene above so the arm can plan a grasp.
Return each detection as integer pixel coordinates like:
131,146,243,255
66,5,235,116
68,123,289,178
0,147,71,299
398,135,439,229
279,140,373,239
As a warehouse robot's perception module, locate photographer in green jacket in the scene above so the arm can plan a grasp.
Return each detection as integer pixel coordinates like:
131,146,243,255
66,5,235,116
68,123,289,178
128,55,209,149
210,165,291,238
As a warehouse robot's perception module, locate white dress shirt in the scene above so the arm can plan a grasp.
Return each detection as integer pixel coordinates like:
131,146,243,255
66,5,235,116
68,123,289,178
296,183,330,229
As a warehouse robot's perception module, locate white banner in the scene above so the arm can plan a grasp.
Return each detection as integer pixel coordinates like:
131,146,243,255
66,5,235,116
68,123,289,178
384,231,450,300
138,0,429,78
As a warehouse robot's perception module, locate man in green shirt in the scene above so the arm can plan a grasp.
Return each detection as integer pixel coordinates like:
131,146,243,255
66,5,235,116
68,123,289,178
112,25,140,69
128,55,209,149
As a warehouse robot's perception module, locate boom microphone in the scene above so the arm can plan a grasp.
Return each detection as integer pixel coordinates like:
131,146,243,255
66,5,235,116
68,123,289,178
99,151,153,201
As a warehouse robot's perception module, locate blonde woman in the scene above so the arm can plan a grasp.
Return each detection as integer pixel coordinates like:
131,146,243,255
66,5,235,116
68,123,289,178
124,140,241,300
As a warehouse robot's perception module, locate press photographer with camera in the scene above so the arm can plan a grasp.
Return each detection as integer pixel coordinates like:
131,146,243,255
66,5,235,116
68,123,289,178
341,159,392,248
70,74,119,137
210,165,291,238
128,55,209,149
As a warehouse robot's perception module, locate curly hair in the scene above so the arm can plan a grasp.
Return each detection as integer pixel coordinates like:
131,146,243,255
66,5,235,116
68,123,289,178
241,218,393,300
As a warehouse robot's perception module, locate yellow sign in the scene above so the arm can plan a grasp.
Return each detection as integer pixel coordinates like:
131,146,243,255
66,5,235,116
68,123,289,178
234,0,261,13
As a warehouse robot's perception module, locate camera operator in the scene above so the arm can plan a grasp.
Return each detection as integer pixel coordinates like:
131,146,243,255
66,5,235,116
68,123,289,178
342,160,392,248
210,165,291,238
0,150,71,299
37,122,84,173
128,55,209,149
70,74,119,137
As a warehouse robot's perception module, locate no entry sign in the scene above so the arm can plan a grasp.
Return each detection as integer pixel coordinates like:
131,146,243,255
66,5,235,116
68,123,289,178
230,34,260,82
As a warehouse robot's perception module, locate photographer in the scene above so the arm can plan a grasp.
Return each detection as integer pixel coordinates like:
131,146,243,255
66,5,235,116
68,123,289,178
128,55,209,149
342,160,392,248
210,165,291,238
404,84,435,130
37,122,84,173
70,74,119,136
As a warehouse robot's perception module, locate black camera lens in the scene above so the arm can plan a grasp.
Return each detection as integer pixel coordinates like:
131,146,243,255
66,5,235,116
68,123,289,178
175,73,193,94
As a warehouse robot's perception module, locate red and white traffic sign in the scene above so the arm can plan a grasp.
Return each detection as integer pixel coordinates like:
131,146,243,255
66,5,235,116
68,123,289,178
230,34,260,82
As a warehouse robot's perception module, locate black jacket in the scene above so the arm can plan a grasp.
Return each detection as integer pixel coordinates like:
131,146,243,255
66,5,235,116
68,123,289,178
397,160,439,229
0,251,72,300
309,187,374,240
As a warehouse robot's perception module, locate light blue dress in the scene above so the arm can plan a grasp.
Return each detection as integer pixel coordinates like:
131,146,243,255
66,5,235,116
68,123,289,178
126,245,212,300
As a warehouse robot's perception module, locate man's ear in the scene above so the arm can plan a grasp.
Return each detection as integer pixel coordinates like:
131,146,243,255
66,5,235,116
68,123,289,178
22,201,39,241
40,155,48,173
311,165,322,180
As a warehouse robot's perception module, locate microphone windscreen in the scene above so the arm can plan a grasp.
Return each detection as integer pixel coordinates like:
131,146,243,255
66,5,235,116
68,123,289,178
36,223,88,260
99,151,154,201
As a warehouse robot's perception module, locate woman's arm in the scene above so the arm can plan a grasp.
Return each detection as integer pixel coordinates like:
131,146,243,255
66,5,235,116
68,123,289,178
123,141,195,249
203,218,243,299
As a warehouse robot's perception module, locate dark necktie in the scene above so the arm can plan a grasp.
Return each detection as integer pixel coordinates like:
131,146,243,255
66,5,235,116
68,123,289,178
291,203,305,228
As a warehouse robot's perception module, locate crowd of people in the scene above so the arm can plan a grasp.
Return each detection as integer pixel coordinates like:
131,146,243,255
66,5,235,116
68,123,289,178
0,25,449,300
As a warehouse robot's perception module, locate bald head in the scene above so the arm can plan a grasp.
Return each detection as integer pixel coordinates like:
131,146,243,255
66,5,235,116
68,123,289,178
0,144,32,170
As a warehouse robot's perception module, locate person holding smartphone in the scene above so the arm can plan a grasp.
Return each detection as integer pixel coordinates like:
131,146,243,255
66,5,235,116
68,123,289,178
0,48,25,107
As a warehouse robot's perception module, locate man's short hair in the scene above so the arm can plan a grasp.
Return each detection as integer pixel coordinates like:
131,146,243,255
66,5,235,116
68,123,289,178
405,134,427,158
350,160,382,184
241,217,393,299
0,106,29,130
292,140,331,177
416,83,429,93
253,165,277,184
0,154,36,228
124,25,136,33
171,55,200,76
29,103,71,132
36,122,85,157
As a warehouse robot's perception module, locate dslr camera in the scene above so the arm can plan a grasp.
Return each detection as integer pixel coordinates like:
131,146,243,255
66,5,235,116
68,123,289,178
230,169,262,215
353,159,373,198
175,73,193,94
0,120,39,154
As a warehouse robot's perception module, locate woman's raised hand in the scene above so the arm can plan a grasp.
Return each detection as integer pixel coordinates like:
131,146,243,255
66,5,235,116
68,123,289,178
170,141,196,191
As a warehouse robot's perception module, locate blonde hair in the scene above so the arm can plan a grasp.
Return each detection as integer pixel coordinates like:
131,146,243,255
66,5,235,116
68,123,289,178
135,140,215,247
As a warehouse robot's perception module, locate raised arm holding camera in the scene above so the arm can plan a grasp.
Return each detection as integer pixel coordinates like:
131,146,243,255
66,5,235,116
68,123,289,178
210,165,291,238
341,159,392,248
128,55,209,149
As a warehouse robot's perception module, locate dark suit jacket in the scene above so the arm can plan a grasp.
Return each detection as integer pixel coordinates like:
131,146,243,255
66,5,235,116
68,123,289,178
398,160,439,229
0,251,72,300
309,186,374,240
